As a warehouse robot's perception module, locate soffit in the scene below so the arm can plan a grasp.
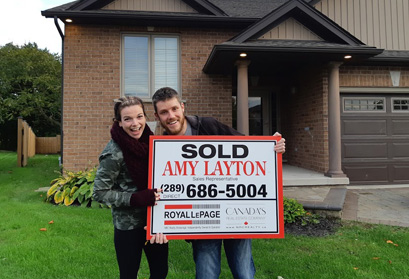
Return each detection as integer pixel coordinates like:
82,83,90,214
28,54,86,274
203,40,383,74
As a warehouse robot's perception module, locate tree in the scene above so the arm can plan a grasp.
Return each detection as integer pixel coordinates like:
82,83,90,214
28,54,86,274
0,43,61,147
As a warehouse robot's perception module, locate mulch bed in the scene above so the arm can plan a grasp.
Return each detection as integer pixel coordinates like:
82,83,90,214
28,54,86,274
284,216,342,237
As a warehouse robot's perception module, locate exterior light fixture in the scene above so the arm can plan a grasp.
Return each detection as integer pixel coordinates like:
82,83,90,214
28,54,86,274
344,55,352,59
65,19,73,23
240,53,247,57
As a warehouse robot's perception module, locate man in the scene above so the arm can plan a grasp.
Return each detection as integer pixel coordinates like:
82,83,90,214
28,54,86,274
152,87,285,279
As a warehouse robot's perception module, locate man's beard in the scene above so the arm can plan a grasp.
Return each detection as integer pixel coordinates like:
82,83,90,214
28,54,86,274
160,115,186,135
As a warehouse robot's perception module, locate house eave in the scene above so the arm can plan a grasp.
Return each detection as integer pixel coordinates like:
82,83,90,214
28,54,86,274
365,57,409,65
41,10,256,28
203,43,384,74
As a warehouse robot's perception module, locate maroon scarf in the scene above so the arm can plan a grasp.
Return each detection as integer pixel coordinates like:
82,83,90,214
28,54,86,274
110,121,153,190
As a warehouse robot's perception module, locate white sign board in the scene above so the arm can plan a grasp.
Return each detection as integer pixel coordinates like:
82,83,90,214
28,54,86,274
146,136,284,240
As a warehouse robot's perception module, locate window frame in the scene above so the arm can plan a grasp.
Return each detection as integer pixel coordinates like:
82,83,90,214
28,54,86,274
121,33,181,100
391,97,409,113
342,97,386,113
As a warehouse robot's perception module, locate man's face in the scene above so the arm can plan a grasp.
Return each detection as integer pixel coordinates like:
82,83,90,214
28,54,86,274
154,97,187,135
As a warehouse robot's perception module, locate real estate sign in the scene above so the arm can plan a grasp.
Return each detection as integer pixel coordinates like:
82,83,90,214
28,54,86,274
146,136,284,240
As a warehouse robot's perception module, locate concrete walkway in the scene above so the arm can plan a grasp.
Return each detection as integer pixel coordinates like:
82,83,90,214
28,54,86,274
282,165,409,227
283,185,409,227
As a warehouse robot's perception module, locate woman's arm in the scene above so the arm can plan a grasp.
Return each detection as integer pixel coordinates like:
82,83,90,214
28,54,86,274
93,152,133,207
93,152,157,208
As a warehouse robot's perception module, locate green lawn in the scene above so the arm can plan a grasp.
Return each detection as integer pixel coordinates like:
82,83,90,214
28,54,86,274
0,151,408,279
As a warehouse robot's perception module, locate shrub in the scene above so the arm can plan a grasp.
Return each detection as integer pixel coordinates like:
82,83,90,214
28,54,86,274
45,167,107,208
283,197,319,225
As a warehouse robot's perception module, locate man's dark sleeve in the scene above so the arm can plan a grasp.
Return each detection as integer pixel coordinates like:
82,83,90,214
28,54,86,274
206,117,243,136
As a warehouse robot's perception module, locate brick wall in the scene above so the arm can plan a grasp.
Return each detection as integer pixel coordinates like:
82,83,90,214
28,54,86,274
281,66,329,173
62,24,237,171
63,25,120,171
340,66,409,87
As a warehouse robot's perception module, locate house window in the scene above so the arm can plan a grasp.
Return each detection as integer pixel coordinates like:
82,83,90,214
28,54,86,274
122,34,179,98
343,97,385,112
392,98,409,112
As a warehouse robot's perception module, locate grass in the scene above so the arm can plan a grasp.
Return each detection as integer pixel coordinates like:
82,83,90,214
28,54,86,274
0,151,408,279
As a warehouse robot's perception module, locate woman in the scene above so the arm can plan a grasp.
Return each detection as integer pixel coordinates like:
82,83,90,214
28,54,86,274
93,96,168,279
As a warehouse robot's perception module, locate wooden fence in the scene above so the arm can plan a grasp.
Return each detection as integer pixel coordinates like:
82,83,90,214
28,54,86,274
17,117,60,167
36,135,61,154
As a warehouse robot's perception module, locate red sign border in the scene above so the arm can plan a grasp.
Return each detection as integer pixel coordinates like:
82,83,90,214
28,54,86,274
146,135,284,240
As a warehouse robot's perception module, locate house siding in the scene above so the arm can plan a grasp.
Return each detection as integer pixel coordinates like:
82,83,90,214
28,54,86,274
63,24,236,171
315,0,409,50
260,17,323,41
102,0,197,12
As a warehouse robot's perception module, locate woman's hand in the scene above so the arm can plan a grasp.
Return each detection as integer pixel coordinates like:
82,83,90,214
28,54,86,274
154,188,162,205
144,226,169,244
149,232,168,244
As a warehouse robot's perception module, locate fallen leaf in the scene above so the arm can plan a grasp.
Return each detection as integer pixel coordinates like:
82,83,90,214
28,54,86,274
48,220,54,224
40,228,47,231
372,257,380,260
388,260,392,264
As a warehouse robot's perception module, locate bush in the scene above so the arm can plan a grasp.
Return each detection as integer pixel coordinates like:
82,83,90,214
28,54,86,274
45,167,107,208
283,197,319,225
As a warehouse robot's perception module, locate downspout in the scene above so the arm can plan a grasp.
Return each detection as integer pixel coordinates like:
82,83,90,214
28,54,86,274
54,16,64,170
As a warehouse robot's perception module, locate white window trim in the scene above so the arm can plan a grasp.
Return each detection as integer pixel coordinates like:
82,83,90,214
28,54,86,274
121,33,181,101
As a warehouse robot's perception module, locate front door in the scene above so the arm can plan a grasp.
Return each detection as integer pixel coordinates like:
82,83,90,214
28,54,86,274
248,89,278,135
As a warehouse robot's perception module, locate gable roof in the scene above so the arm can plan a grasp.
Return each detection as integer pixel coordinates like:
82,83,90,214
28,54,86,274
69,0,226,15
42,0,324,28
230,0,363,46
203,0,383,74
208,0,289,18
41,0,255,28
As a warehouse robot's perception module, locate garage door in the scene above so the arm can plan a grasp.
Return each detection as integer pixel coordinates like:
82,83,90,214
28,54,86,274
341,94,409,184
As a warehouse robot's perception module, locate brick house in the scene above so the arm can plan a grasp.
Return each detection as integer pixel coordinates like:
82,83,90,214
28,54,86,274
42,0,409,185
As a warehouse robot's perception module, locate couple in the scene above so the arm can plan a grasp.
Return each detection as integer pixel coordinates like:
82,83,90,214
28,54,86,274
93,87,286,279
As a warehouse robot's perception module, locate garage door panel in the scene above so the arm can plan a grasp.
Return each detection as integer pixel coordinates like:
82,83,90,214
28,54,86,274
343,143,387,159
391,120,409,135
341,94,409,184
343,165,389,183
393,165,409,183
343,120,387,135
392,143,409,158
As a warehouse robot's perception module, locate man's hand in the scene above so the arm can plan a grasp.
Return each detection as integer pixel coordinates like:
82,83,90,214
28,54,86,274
273,132,286,154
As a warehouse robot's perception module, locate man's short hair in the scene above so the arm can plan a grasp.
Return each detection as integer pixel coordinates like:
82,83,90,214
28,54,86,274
152,87,182,113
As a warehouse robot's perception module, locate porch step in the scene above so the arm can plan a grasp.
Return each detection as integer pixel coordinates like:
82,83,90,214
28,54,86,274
283,165,349,186
284,187,348,218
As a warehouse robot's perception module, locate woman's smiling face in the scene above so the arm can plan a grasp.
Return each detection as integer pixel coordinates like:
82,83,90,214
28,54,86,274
118,104,146,140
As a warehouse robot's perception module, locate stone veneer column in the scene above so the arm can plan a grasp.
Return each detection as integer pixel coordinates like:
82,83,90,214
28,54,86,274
235,60,251,135
326,62,346,177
